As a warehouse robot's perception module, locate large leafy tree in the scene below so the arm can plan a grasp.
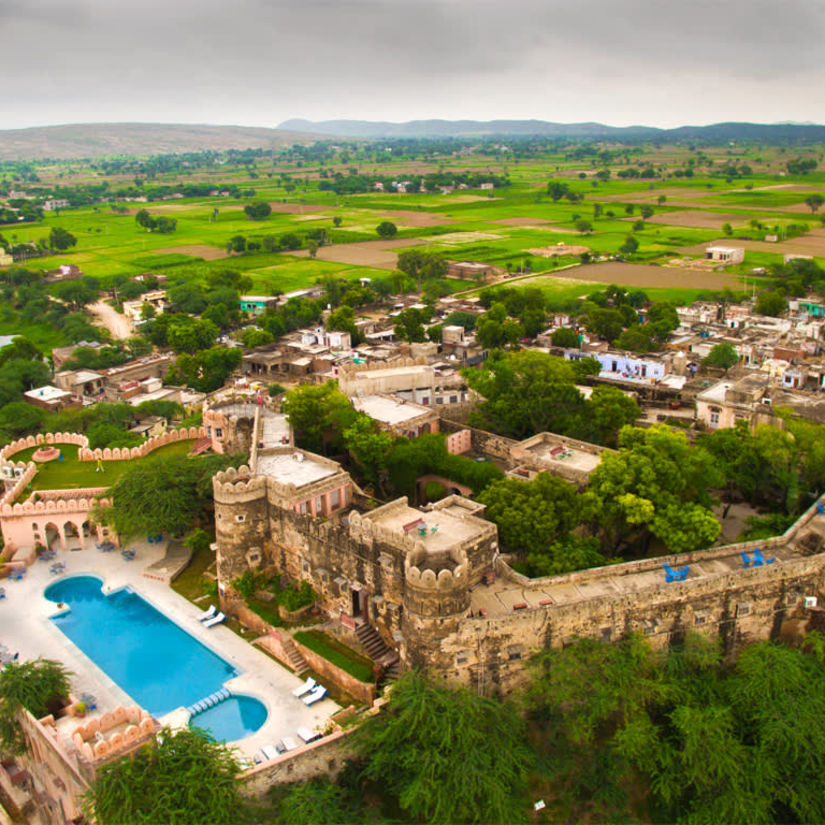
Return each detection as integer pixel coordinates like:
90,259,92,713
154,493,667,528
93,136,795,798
98,453,240,539
589,425,723,553
282,381,357,454
0,659,71,753
84,728,248,825
478,472,603,574
702,341,740,372
342,413,393,488
463,350,599,440
357,671,530,824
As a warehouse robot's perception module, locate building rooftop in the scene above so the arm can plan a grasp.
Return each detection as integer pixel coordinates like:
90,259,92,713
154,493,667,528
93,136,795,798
696,381,734,404
24,385,72,402
525,438,602,474
365,501,489,553
256,452,339,487
353,395,431,425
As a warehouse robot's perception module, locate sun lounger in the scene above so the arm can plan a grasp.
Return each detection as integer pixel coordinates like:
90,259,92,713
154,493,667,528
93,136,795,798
197,604,217,622
203,611,226,628
261,744,278,760
297,726,321,744
303,686,328,706
291,677,316,698
281,736,299,751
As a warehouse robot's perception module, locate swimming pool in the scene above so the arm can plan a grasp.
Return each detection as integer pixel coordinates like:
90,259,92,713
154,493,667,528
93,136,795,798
45,576,240,718
190,695,268,743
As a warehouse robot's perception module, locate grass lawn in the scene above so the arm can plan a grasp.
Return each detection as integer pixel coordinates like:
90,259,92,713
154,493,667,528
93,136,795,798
12,440,196,492
170,542,216,603
293,629,375,683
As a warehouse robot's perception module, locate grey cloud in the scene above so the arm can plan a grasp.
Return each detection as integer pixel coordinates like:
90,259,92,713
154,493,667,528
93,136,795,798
0,0,823,129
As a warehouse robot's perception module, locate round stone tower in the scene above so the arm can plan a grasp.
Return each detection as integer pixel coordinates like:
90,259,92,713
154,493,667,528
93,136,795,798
401,545,471,672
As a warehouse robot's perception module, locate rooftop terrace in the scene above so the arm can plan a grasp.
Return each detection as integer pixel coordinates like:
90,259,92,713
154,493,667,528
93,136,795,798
256,451,339,487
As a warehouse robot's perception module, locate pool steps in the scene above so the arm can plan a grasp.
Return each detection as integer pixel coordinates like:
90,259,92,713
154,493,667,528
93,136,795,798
187,687,231,716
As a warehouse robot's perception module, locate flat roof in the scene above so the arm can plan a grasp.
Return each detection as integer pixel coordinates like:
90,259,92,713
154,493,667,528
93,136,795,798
367,502,487,553
24,385,72,401
526,440,602,474
354,395,431,425
697,381,733,404
256,452,338,487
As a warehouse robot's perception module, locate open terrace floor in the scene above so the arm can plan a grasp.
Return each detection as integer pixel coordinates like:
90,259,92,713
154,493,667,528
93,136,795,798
0,539,339,759
470,510,825,618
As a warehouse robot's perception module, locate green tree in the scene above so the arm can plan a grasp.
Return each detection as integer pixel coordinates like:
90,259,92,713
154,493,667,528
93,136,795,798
575,218,593,234
463,350,596,439
585,385,641,447
0,659,71,753
478,473,603,574
376,221,397,239
326,305,360,344
640,205,654,219
755,290,786,317
343,413,393,487
551,327,579,348
393,308,428,343
805,194,824,213
547,180,571,201
619,234,639,255
85,728,248,825
268,777,358,825
99,454,240,539
396,249,447,286
282,381,356,454
589,425,723,553
243,201,272,220
48,226,77,251
357,671,529,824
702,341,740,372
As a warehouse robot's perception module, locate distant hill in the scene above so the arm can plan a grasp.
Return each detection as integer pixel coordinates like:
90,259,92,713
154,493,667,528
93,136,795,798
279,118,825,142
0,123,323,161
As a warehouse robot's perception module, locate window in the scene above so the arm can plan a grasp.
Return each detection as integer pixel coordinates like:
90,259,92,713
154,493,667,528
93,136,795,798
299,501,308,515
315,496,323,513
436,397,444,404
456,651,469,665
710,410,720,426
235,514,245,523
507,644,524,661
329,489,341,509
215,428,223,438
450,395,458,403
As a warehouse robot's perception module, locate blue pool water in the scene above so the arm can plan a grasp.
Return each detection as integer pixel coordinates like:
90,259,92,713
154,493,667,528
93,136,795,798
45,576,237,717
190,695,268,742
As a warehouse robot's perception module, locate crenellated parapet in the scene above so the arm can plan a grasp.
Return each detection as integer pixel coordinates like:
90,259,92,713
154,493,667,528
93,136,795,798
213,465,267,502
405,546,469,592
77,426,204,462
0,493,110,517
0,432,89,461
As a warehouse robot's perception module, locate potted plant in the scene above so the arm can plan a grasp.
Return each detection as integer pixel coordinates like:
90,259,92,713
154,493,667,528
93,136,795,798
74,701,86,718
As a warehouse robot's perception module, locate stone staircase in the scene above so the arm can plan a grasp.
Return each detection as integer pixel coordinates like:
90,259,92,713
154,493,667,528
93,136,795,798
282,635,310,675
188,437,212,457
355,622,400,685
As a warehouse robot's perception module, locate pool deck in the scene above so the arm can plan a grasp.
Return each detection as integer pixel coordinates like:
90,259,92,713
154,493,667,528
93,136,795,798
0,540,339,759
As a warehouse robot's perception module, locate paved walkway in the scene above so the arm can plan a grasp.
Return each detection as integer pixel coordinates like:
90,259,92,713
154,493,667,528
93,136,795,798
0,540,338,759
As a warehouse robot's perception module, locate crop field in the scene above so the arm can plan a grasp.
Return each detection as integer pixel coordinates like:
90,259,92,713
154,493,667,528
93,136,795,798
3,138,825,348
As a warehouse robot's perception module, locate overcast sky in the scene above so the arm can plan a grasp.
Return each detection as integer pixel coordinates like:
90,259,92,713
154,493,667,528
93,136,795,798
2,0,824,130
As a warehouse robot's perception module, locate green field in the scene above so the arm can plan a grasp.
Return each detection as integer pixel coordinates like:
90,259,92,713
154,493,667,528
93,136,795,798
3,139,825,349
11,440,196,492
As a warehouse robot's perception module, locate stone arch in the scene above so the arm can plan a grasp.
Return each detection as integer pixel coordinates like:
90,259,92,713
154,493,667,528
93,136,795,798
44,521,61,551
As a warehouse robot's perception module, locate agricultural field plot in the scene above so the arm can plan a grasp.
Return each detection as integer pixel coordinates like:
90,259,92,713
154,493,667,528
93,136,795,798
640,211,755,230
516,262,742,292
422,231,505,245
492,217,555,227
153,244,230,260
287,238,425,269
679,230,825,260
378,210,455,227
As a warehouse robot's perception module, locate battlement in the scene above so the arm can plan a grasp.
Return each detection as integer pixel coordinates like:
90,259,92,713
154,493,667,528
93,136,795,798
0,432,88,461
405,546,469,591
337,355,428,378
213,465,266,499
77,426,203,462
1,493,109,517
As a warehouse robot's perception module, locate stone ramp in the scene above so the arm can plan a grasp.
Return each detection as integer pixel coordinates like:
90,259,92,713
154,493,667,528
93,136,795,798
142,540,193,584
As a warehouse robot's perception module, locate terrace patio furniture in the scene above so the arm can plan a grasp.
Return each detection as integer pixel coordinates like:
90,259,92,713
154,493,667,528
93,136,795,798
281,736,299,751
752,548,776,566
296,726,321,744
203,611,226,628
663,562,689,583
741,551,751,568
303,685,328,706
292,677,316,698
818,502,825,515
261,744,278,761
197,604,217,622
0,588,5,599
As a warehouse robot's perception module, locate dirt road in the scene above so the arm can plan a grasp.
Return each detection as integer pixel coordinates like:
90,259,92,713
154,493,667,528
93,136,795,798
89,301,133,340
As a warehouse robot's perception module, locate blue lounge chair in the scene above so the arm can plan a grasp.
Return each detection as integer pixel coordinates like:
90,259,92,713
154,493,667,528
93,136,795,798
197,604,217,622
303,686,328,706
741,551,751,568
203,612,226,628
663,562,689,583
292,677,316,698
818,502,825,515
